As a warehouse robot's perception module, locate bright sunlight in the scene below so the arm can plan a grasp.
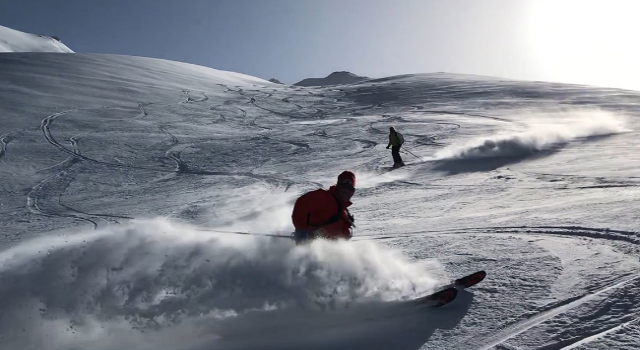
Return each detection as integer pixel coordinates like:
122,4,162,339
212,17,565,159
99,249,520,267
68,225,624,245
527,0,640,90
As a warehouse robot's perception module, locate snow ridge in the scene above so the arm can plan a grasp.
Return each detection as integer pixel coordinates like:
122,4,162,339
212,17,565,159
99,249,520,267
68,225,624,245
0,25,74,53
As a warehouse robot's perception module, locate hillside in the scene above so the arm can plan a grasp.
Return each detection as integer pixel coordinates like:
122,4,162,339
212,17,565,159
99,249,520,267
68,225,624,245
1,53,640,350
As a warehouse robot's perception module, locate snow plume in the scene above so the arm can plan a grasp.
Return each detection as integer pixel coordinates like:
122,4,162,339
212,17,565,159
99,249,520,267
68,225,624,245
0,219,440,350
202,182,300,233
435,109,629,161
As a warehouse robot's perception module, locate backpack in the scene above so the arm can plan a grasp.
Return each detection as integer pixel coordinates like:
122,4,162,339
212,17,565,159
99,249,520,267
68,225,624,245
308,193,355,229
397,132,405,146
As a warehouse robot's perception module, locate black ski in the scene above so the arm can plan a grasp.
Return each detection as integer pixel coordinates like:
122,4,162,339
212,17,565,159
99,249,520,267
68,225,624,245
454,270,486,289
415,287,458,307
413,270,486,308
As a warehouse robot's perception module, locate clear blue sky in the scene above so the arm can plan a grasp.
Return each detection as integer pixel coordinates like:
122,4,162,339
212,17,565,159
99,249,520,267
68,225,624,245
2,0,639,89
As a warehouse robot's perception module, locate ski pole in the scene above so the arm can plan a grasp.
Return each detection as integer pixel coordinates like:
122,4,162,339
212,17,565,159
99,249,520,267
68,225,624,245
402,147,422,160
195,228,293,239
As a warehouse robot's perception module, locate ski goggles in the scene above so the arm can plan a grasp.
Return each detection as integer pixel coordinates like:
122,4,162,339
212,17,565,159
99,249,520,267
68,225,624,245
337,181,355,192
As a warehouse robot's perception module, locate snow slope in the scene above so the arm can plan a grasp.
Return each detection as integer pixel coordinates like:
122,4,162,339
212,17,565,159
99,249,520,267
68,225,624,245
1,53,640,350
0,25,74,53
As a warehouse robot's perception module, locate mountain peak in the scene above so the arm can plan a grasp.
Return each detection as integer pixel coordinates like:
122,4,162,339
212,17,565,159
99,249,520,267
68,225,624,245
294,71,368,87
0,25,74,53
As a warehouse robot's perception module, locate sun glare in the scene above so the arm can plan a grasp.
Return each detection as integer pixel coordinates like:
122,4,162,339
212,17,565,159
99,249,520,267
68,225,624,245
527,0,640,90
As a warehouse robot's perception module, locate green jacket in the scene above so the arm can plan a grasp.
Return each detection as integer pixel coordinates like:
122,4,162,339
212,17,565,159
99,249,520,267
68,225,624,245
388,131,400,147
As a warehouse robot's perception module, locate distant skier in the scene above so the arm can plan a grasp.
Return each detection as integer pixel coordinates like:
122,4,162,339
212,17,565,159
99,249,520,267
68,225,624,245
386,127,405,168
291,171,356,244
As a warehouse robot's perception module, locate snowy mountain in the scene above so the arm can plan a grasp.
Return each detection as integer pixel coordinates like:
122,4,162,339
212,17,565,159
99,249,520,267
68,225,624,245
294,70,368,86
1,52,640,350
0,24,74,53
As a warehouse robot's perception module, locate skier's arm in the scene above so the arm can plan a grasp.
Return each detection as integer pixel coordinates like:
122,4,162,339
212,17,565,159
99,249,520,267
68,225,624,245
291,194,313,230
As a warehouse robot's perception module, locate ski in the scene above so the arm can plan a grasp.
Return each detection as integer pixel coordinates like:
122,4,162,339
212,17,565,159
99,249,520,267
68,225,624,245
413,270,486,308
415,287,458,307
454,270,487,289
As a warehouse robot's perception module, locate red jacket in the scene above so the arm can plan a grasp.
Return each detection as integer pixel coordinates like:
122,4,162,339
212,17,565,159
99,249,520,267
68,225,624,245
292,186,354,240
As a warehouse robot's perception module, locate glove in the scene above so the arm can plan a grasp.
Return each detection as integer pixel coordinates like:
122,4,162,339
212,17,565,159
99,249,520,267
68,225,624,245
293,229,316,245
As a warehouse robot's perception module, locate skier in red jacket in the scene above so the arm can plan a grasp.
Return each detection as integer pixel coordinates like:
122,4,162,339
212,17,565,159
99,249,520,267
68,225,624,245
291,171,356,244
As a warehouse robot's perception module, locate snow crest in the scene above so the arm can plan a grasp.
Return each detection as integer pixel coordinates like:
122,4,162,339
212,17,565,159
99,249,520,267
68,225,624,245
435,109,629,161
0,25,74,53
0,218,439,350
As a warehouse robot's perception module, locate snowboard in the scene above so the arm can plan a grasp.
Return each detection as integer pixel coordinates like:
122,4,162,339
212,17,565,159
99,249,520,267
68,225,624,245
414,270,486,308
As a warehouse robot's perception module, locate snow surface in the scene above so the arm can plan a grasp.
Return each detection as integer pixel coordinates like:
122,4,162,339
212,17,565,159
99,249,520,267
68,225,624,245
1,53,640,350
0,25,74,53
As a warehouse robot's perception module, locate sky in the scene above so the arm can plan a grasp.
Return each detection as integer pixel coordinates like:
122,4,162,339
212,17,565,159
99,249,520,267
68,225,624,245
1,0,639,90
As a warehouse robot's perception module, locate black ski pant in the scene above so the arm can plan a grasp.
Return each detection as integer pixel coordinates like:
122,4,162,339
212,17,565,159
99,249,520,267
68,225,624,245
391,145,403,164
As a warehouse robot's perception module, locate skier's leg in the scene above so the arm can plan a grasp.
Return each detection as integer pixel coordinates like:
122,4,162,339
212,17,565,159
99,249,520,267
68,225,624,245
392,146,402,165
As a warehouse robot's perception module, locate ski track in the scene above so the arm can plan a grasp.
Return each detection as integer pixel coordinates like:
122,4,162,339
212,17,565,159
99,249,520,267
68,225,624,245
416,109,515,125
158,124,188,172
250,96,313,119
353,139,378,148
361,225,640,247
248,118,272,130
26,160,98,229
38,107,312,199
41,110,169,171
135,102,149,119
557,317,640,350
476,274,640,350
41,109,84,158
57,195,133,223
267,137,310,149
185,91,209,103
369,123,386,134
484,226,640,246
68,131,96,155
